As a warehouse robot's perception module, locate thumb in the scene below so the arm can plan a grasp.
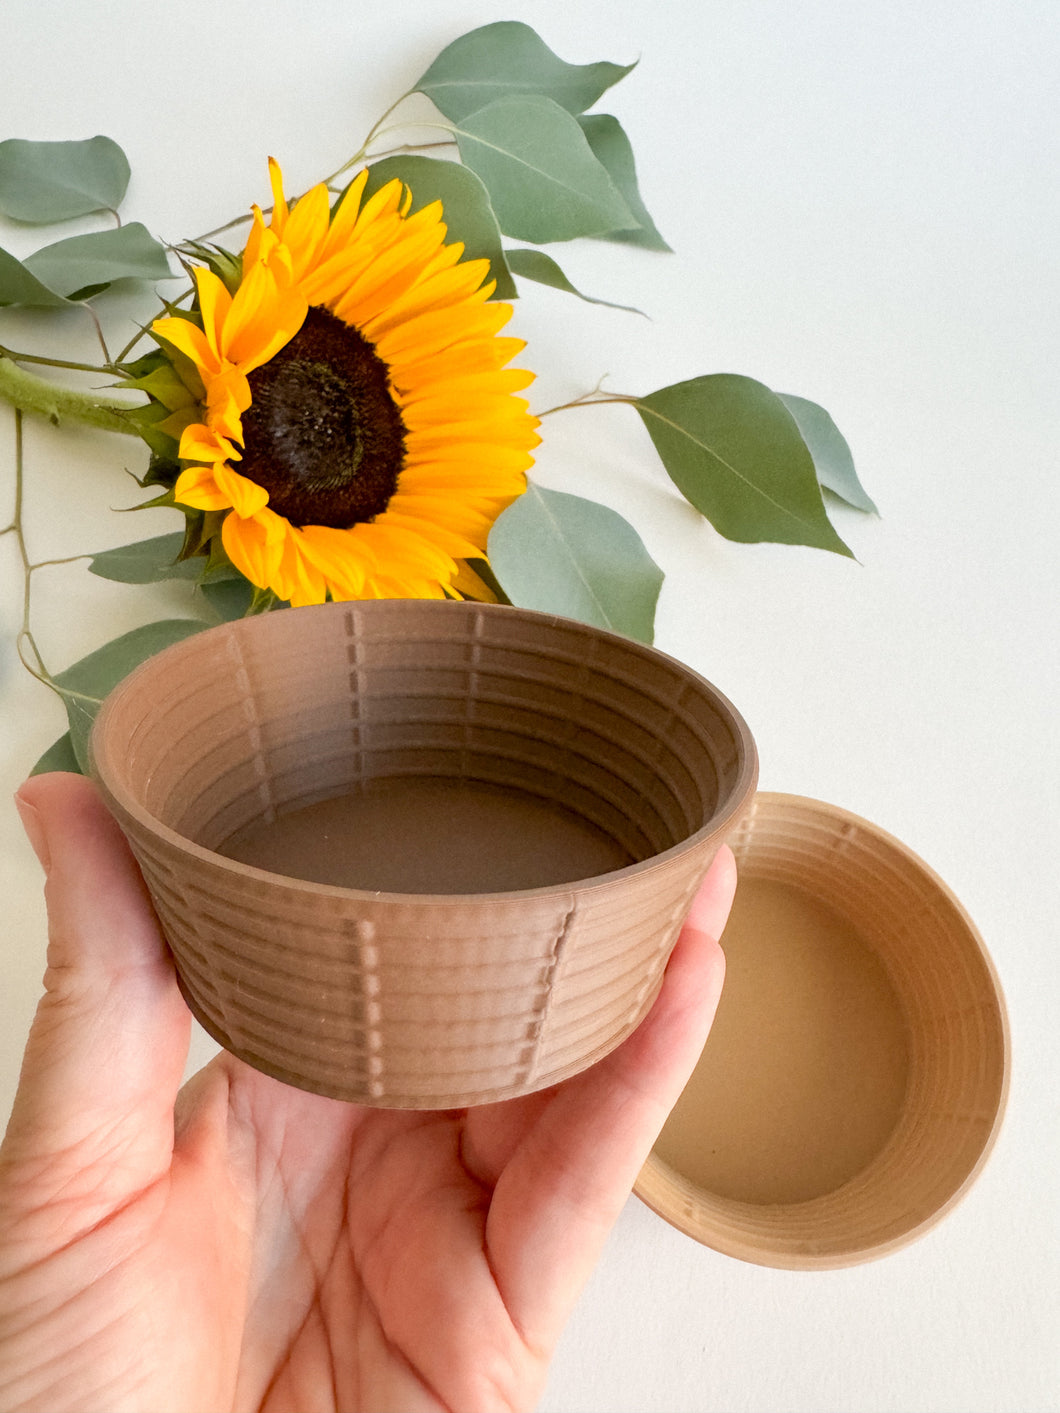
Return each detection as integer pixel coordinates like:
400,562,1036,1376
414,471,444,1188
3,773,190,1200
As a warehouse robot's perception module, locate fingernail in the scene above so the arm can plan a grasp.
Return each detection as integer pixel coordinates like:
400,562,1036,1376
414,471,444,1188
14,790,51,873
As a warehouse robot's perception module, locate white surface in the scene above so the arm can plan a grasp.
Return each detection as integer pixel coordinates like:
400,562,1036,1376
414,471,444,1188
1,2,1057,1410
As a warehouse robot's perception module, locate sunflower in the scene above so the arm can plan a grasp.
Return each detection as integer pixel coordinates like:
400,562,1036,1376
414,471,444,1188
152,160,539,606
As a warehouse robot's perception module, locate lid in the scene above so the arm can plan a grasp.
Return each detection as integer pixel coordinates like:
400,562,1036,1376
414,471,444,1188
634,792,1010,1270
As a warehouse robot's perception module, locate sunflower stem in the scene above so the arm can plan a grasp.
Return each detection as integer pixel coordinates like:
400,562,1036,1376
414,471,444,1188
0,356,145,436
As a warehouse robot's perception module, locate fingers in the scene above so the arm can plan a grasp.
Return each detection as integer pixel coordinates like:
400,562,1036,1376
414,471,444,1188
3,773,190,1201
484,846,736,1352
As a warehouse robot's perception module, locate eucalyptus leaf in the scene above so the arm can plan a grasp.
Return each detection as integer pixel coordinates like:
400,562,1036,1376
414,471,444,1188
199,576,256,621
88,532,201,584
0,245,69,307
634,374,854,557
30,732,81,777
414,21,634,123
505,247,645,316
23,224,173,300
488,483,663,642
777,392,877,513
53,619,207,770
454,97,636,244
361,156,515,298
0,136,130,223
577,114,672,252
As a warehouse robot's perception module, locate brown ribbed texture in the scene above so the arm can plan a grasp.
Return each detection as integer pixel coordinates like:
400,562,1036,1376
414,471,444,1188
635,793,1009,1268
89,601,757,1108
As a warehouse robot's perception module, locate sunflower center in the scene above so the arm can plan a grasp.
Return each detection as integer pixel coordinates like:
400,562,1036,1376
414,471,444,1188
238,305,407,529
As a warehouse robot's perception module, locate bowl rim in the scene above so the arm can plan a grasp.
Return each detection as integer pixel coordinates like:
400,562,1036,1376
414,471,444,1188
89,600,760,904
633,790,1012,1268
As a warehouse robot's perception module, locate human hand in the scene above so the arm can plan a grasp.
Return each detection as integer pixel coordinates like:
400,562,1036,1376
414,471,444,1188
0,772,734,1413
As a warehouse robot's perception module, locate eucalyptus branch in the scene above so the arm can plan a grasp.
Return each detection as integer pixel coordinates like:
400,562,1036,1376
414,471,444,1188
0,343,114,376
9,409,50,685
326,91,418,183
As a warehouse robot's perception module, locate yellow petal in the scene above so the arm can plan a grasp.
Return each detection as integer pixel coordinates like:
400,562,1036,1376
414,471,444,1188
178,423,241,466
221,507,285,591
213,461,270,518
174,465,232,512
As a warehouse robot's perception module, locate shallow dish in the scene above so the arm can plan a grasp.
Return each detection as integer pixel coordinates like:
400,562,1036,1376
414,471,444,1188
636,793,1009,1268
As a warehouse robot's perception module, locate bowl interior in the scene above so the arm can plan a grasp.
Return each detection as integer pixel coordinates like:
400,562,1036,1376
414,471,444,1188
95,600,755,896
636,793,1009,1268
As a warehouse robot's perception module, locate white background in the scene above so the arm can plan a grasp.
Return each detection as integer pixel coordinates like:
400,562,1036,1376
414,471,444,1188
1,2,1057,1410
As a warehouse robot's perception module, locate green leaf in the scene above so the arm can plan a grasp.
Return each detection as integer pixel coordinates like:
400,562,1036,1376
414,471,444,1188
453,97,636,243
0,136,130,223
87,532,202,584
53,619,208,770
577,114,672,252
361,156,516,298
30,732,81,777
414,21,634,123
488,483,663,642
505,247,645,316
199,576,256,621
633,374,854,557
777,393,877,513
22,224,173,300
0,245,69,307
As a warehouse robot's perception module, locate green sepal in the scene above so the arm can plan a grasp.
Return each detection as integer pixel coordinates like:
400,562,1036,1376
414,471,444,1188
457,557,512,605
177,240,243,294
149,321,208,404
414,21,634,123
140,449,183,490
119,362,197,413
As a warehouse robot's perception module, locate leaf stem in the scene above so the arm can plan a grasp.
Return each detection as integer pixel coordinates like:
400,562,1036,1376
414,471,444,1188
361,137,460,163
537,390,637,417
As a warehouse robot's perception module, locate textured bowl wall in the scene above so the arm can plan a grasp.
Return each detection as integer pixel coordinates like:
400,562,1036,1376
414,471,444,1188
91,601,758,1107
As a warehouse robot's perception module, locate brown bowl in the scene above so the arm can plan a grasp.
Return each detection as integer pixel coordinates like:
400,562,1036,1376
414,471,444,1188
636,793,1010,1268
89,600,758,1108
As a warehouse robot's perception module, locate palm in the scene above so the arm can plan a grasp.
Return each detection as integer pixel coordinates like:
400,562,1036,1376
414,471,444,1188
1,774,733,1413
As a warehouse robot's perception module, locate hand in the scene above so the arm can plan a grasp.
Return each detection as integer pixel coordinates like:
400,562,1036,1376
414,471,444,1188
0,772,734,1413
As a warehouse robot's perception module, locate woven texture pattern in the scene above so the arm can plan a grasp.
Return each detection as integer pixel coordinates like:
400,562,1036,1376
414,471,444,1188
91,601,757,1107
